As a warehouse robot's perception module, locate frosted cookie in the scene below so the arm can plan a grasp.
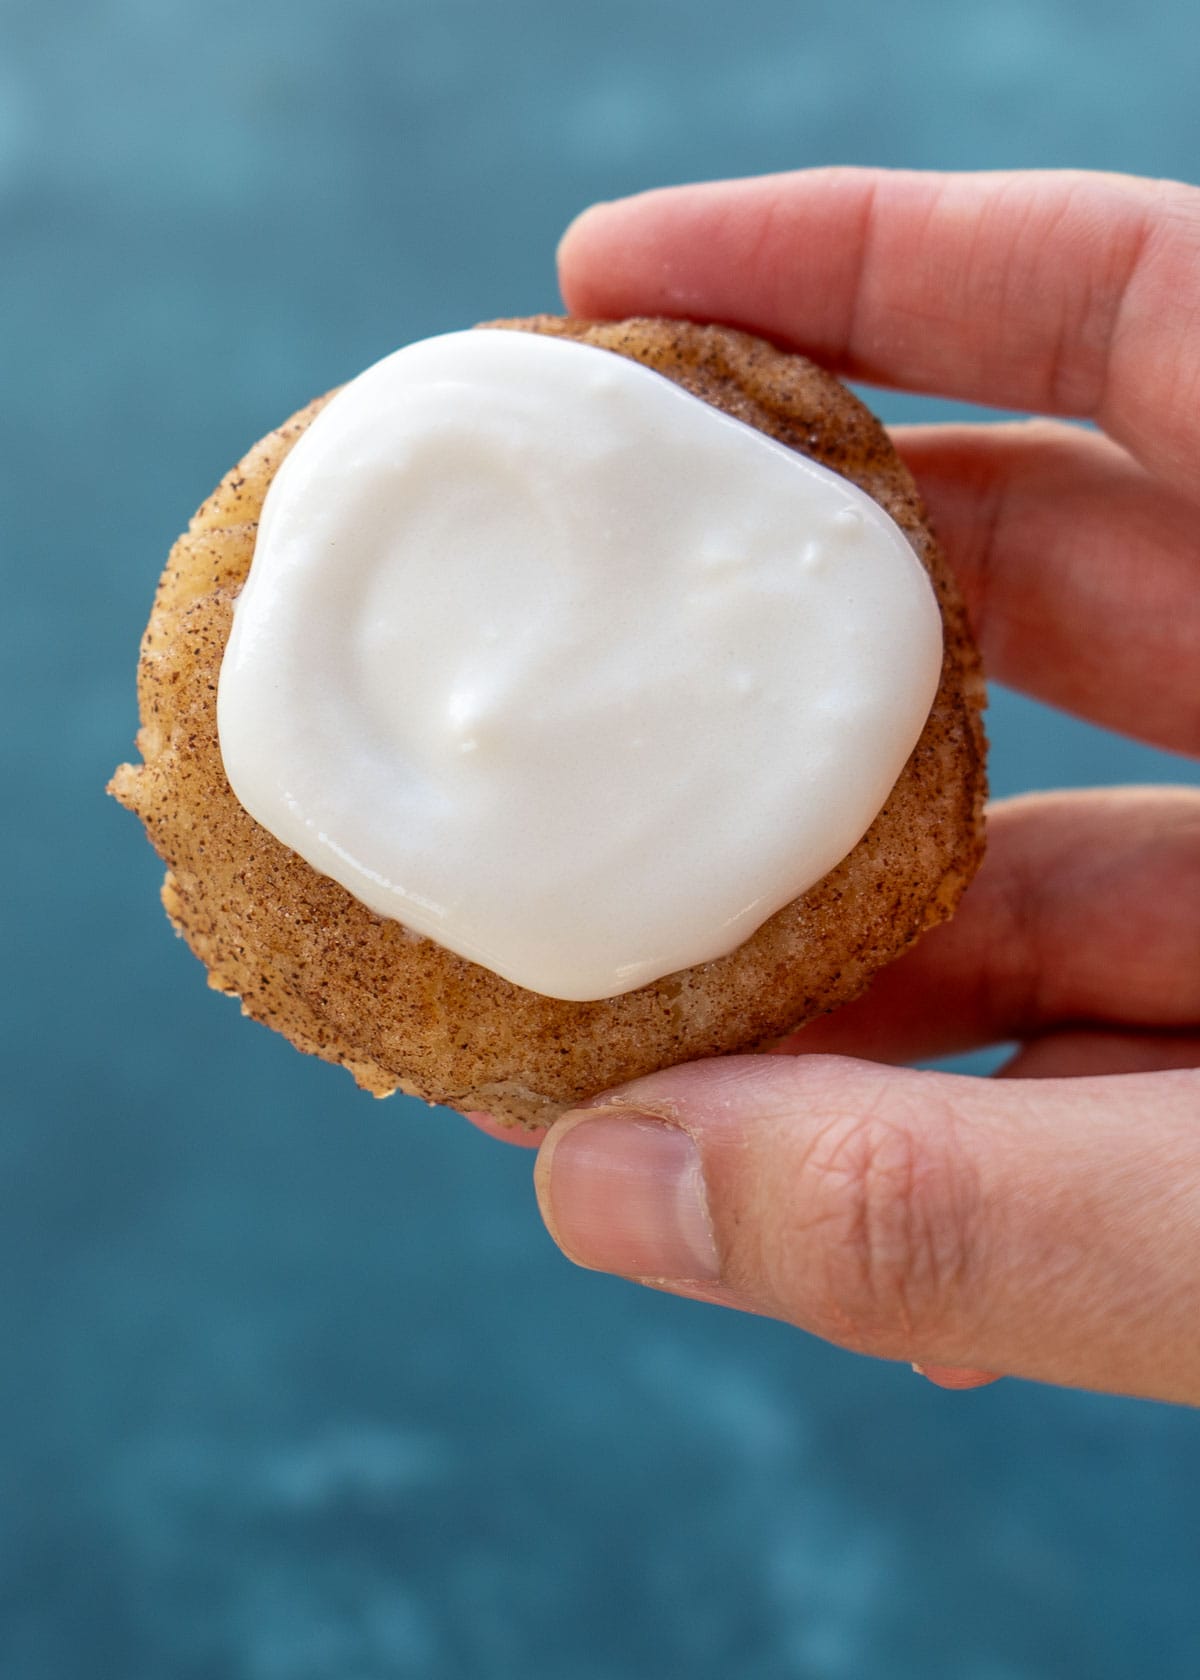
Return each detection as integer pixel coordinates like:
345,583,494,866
110,316,987,1125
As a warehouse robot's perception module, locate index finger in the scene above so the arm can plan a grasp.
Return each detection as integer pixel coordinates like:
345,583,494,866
557,167,1200,498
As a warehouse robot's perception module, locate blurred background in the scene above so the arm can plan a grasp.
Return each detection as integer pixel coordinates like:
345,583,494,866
5,0,1200,1674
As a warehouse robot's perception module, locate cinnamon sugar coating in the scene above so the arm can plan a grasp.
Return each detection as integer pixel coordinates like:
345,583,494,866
110,317,987,1125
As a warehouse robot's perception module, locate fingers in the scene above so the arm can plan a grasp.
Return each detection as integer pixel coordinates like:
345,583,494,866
464,1110,545,1148
558,167,1200,499
996,1031,1200,1079
892,420,1200,755
534,1055,1200,1402
776,788,1200,1064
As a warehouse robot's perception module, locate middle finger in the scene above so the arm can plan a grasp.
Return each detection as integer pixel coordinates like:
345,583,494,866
895,419,1200,756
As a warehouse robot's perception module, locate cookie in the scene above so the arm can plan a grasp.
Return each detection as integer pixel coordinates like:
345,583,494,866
110,316,987,1125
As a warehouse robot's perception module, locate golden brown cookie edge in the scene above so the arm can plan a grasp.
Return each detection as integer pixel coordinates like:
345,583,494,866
110,316,987,1126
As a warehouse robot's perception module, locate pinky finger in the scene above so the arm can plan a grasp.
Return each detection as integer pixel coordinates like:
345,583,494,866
997,1031,1200,1079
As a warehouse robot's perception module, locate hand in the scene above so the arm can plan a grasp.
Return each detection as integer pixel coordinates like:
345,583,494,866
481,168,1200,1404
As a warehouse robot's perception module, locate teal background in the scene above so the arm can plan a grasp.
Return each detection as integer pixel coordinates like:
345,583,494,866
5,1,1200,1675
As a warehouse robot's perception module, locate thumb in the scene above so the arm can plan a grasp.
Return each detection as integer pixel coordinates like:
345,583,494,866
533,1055,1200,1404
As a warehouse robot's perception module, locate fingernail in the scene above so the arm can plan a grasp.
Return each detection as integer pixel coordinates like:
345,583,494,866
536,1111,720,1282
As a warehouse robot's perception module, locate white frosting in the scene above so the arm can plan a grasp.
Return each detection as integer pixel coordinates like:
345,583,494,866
218,329,942,1001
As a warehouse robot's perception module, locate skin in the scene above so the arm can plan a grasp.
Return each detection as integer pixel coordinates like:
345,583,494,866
473,167,1200,1404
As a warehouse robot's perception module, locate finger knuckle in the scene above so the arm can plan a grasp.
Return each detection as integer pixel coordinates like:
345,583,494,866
797,1089,982,1357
